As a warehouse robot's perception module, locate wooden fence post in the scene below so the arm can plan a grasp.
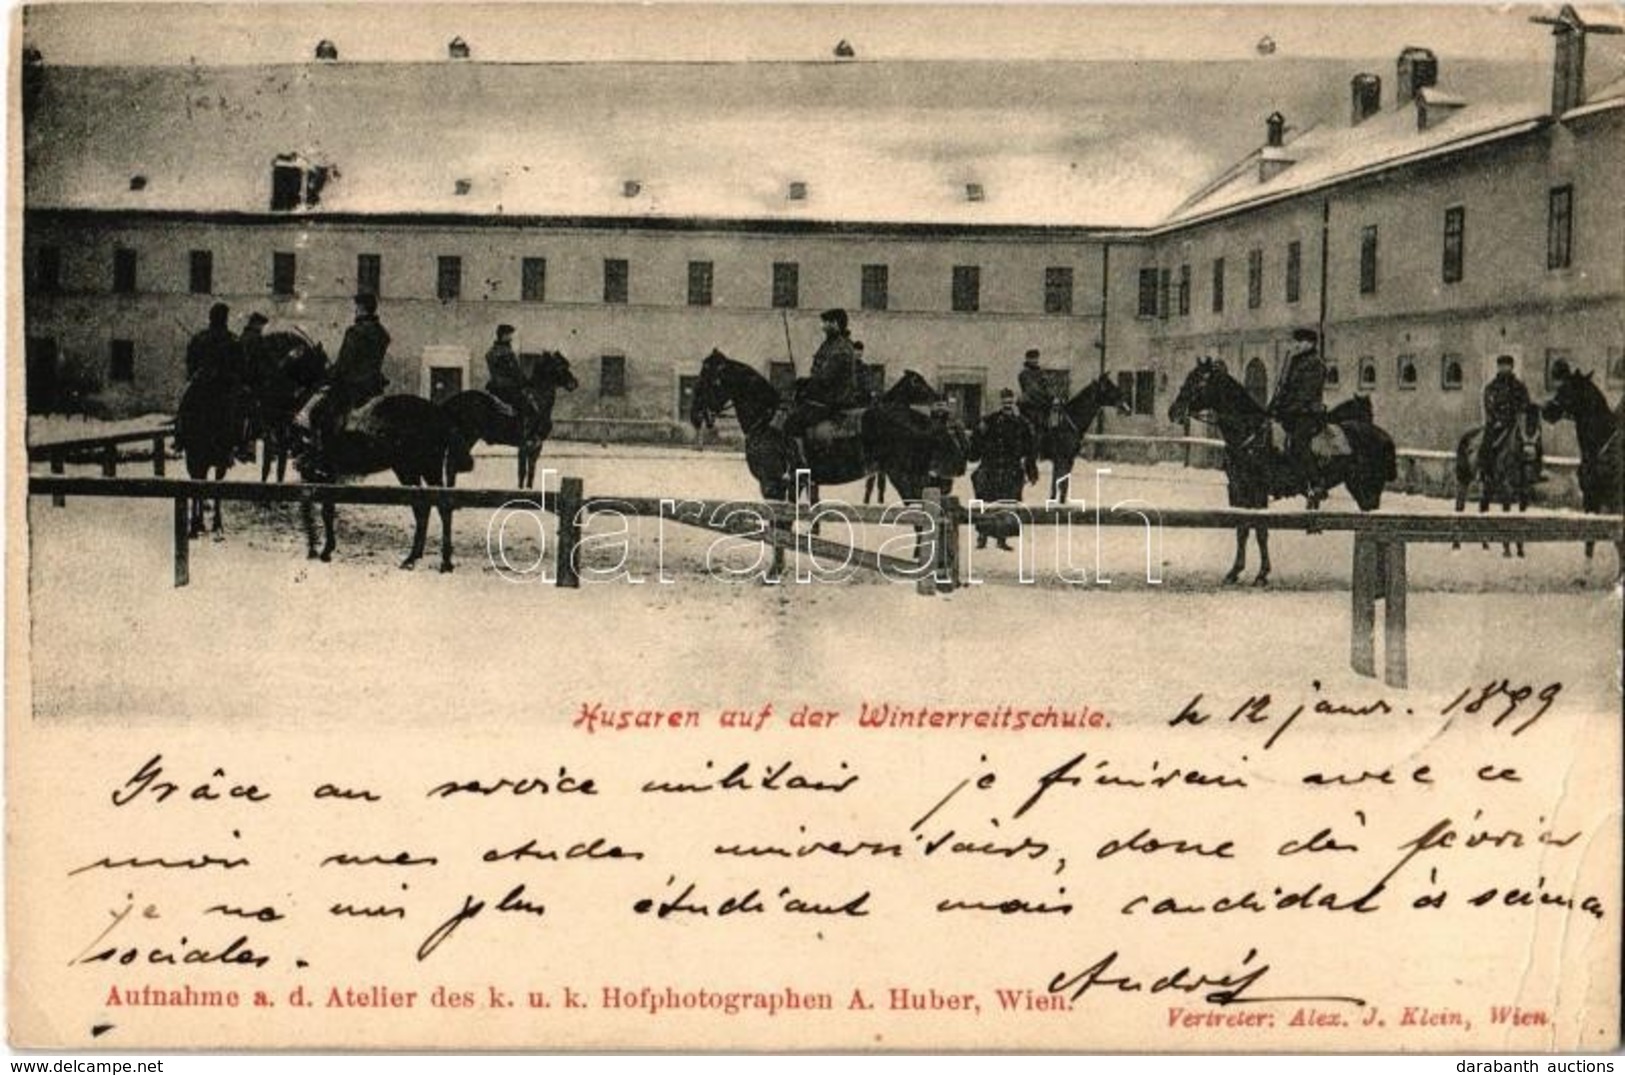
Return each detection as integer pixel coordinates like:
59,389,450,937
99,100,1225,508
556,476,582,589
1350,532,1379,679
153,434,167,477
173,497,190,587
938,493,961,593
50,452,66,507
1383,539,1409,689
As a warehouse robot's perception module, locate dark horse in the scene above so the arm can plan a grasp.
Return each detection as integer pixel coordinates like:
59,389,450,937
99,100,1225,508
441,352,579,489
292,395,461,572
1453,405,1543,558
1035,375,1133,502
173,373,251,539
688,349,957,503
1541,368,1624,569
1168,357,1397,585
245,331,329,483
861,370,961,503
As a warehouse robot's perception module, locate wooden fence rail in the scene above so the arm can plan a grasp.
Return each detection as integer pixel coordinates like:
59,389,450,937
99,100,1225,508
25,474,1623,691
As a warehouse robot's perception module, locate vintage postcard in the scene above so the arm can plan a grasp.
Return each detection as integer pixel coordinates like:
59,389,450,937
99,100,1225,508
8,1,1622,1053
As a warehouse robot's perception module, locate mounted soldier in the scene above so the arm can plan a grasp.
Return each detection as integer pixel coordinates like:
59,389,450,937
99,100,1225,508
302,293,391,451
1477,353,1532,476
1017,348,1061,432
484,324,537,420
788,308,862,436
185,302,243,386
1267,327,1328,498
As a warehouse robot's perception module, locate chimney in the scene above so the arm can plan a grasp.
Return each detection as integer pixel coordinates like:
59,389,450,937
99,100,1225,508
1531,6,1624,115
1351,74,1381,125
1396,46,1438,106
1258,112,1295,182
1265,111,1285,147
314,39,338,61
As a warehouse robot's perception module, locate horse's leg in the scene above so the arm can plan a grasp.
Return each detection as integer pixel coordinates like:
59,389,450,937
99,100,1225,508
1254,526,1271,586
320,500,337,562
401,497,428,570
1451,474,1467,552
1477,481,1492,551
437,491,454,574
301,493,318,558
211,464,226,540
1224,527,1246,585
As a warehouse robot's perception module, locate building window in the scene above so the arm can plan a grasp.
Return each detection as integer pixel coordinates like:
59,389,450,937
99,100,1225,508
768,361,796,396
1177,264,1191,316
1359,225,1379,295
1443,207,1465,284
1396,354,1418,390
1440,353,1464,390
1044,266,1073,315
862,264,890,311
1358,356,1378,390
1137,268,1158,317
1247,248,1263,310
1605,346,1624,386
951,265,980,313
1285,240,1302,305
438,256,463,301
112,248,137,294
1544,348,1572,391
771,262,799,309
1324,361,1341,389
109,339,135,382
1547,185,1573,270
686,261,714,307
519,257,546,303
599,259,627,304
186,250,212,295
357,253,382,297
1115,369,1157,416
1158,268,1171,320
1211,258,1225,313
600,353,627,398
272,252,296,297
36,246,61,294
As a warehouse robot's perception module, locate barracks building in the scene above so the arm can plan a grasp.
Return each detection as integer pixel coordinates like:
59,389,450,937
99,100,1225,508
20,10,1625,456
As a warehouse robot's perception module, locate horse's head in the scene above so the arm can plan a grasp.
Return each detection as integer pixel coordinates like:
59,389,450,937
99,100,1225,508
535,351,579,392
883,369,940,407
1167,356,1228,424
1090,373,1133,417
690,349,734,430
1541,367,1596,424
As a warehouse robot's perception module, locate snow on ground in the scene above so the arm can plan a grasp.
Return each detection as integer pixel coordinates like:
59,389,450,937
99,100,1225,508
23,441,1622,726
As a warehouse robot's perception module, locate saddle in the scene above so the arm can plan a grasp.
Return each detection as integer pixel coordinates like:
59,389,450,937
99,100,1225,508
801,408,866,447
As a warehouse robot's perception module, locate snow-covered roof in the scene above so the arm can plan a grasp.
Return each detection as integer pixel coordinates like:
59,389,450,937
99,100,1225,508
22,54,1585,231
1164,73,1624,229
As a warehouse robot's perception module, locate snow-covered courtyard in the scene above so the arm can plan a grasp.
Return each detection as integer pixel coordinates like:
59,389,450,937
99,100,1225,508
24,441,1622,726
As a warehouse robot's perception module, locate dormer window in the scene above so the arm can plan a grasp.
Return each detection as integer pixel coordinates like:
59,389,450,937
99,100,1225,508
623,180,642,198
965,183,985,203
129,175,147,191
269,154,333,211
448,37,471,60
454,178,472,196
314,39,338,61
788,181,808,202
